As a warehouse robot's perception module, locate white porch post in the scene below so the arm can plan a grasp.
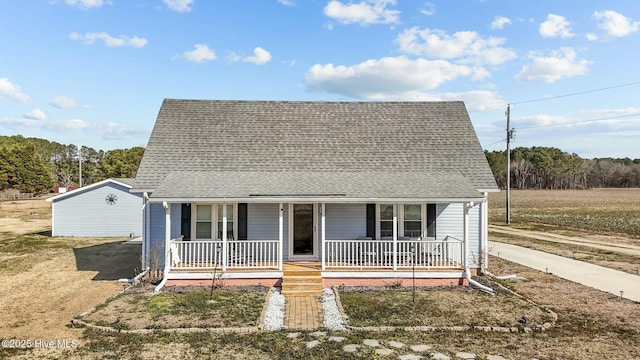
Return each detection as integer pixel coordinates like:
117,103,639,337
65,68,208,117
278,203,284,271
481,193,489,274
141,193,148,269
321,203,326,270
222,204,228,271
463,202,470,273
163,201,171,271
393,203,398,271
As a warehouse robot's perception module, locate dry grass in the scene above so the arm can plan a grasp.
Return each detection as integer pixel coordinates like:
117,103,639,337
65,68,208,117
82,288,267,329
339,287,552,328
489,189,640,237
490,231,640,275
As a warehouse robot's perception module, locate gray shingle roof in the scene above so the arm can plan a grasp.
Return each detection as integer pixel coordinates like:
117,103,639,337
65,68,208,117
134,99,498,199
150,170,482,200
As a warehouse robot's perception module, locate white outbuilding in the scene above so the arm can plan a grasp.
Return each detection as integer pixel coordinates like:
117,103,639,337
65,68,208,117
46,178,142,237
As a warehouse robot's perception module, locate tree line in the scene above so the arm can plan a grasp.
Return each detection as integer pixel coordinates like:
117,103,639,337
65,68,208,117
485,146,640,189
0,135,144,195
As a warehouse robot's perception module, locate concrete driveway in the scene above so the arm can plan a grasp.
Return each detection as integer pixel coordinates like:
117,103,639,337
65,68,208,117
489,241,640,303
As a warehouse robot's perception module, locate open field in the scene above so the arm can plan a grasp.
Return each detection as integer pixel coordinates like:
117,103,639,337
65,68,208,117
489,189,640,274
489,188,640,238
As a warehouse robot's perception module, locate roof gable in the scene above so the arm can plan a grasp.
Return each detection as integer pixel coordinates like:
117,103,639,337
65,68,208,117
134,100,498,195
46,178,135,202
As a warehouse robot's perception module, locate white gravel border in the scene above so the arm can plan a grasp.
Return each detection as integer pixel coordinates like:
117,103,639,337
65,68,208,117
262,288,285,331
322,288,346,330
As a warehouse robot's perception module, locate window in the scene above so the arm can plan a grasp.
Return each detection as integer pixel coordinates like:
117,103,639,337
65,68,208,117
379,204,394,238
195,205,212,239
403,204,422,238
217,204,234,240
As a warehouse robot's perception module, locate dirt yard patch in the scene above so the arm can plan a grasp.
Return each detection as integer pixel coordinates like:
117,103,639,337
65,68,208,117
0,198,141,342
0,198,51,240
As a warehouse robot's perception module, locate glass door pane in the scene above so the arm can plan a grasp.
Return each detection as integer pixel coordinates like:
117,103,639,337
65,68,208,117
293,204,314,256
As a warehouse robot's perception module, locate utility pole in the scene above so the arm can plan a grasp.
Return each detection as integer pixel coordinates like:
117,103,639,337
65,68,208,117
505,105,515,224
79,146,83,187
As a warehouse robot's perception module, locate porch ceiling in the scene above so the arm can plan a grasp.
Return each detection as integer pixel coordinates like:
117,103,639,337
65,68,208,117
148,170,485,202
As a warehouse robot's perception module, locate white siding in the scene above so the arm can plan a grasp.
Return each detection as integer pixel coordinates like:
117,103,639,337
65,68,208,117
468,205,481,267
325,204,366,240
51,182,142,237
436,203,463,241
247,203,279,240
435,203,481,269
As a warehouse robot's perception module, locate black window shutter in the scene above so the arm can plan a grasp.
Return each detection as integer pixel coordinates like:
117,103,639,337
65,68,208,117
426,203,436,238
366,204,375,238
181,203,191,240
238,203,248,240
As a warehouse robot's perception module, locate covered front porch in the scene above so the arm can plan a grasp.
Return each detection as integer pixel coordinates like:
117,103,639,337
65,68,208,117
167,235,465,272
144,199,488,283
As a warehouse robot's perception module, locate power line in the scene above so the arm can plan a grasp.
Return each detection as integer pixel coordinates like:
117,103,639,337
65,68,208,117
510,81,640,106
516,113,640,130
482,138,506,147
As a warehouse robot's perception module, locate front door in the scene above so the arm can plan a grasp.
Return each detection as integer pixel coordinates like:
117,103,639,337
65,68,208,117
292,204,315,257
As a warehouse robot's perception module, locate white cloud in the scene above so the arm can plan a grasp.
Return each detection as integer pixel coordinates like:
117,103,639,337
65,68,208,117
50,95,87,109
64,0,103,9
386,90,506,112
0,117,90,131
183,44,216,62
420,2,435,16
491,16,511,30
586,33,598,41
69,32,147,47
24,108,46,120
0,78,30,103
277,0,296,6
324,0,400,26
242,47,272,65
539,14,574,38
163,0,193,12
305,56,476,99
0,116,149,140
396,27,517,66
594,10,640,37
516,113,573,128
515,48,589,83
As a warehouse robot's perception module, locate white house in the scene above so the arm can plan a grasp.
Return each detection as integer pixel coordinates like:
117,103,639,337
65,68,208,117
131,100,499,293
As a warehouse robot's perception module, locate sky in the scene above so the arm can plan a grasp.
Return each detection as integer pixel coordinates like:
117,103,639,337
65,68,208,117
1,0,639,159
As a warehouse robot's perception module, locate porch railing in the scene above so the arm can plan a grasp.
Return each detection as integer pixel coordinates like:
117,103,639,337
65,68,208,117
169,239,280,270
323,236,463,270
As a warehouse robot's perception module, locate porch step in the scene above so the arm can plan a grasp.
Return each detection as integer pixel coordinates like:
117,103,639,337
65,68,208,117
282,265,323,297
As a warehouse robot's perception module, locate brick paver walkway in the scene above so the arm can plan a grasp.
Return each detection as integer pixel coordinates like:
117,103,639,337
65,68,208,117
284,296,323,330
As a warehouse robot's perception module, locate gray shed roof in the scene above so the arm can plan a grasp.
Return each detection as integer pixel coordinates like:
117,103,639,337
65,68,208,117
134,99,498,200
